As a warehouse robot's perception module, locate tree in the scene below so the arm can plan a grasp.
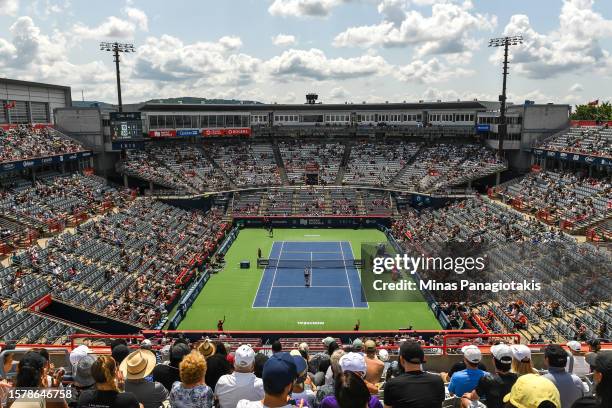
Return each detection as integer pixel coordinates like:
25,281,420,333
570,101,612,121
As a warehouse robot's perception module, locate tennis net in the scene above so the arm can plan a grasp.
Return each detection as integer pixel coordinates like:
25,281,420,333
258,258,361,269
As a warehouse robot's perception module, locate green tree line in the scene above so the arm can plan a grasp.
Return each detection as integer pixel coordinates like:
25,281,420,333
570,101,612,121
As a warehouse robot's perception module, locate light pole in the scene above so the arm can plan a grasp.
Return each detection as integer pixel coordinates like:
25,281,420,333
100,42,135,112
489,35,523,156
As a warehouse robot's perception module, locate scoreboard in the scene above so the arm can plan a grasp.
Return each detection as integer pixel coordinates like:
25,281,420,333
110,112,143,141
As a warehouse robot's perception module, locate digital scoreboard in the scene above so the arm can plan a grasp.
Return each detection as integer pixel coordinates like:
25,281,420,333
110,112,143,141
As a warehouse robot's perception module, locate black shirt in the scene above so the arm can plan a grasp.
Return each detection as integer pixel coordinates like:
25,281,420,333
77,389,139,408
204,354,232,390
571,397,602,408
152,363,180,392
476,372,518,408
384,370,445,408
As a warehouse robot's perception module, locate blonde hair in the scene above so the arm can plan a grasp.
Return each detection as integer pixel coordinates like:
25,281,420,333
91,355,119,392
511,359,538,377
330,349,346,375
179,351,207,386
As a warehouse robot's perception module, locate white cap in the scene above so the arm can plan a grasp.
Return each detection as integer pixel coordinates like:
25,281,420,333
339,352,367,374
234,344,255,368
378,349,389,362
322,337,335,347
70,345,91,367
567,341,582,352
462,345,482,363
511,344,532,362
141,339,152,348
490,344,513,364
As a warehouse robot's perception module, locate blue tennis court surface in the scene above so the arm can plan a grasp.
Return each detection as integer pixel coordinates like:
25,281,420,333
252,241,368,308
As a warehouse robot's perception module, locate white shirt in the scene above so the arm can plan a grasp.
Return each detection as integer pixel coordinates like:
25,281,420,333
215,371,265,408
236,401,296,408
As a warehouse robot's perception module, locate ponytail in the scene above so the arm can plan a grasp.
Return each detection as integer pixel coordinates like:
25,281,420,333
16,351,45,388
91,355,119,392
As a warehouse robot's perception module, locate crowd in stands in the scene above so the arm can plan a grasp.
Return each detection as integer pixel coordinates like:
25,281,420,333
0,126,86,163
540,126,612,158
500,170,611,231
4,199,227,329
0,335,609,408
209,143,281,187
279,141,344,185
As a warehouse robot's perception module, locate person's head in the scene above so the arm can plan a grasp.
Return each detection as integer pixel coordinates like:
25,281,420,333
290,352,308,388
109,339,128,351
170,342,191,368
329,349,346,377
262,352,297,401
352,339,363,353
298,342,309,359
234,345,255,373
511,345,534,375
327,340,340,356
16,351,45,388
334,371,370,408
462,345,482,368
90,355,119,392
32,348,50,370
73,354,96,388
364,340,377,357
254,353,268,378
339,352,367,378
503,374,560,408
69,345,91,371
491,344,513,373
111,344,130,366
271,340,282,353
543,345,568,369
196,340,216,360
179,351,207,386
588,339,601,353
119,349,157,382
591,351,612,406
140,339,152,350
566,341,582,355
398,341,425,371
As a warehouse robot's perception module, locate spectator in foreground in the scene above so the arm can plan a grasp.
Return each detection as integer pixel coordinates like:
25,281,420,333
289,353,315,407
503,374,561,408
77,355,140,408
236,352,298,408
475,343,518,408
383,341,444,408
571,351,612,408
323,371,376,408
120,349,169,408
112,344,131,367
9,351,68,408
68,355,97,408
566,341,590,378
542,345,584,408
153,342,191,392
204,342,232,391
512,344,539,376
215,345,264,408
169,351,213,408
315,349,345,406
448,345,486,397
364,340,384,386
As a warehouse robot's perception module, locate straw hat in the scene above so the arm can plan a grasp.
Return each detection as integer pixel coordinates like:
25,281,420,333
119,349,157,380
197,340,216,359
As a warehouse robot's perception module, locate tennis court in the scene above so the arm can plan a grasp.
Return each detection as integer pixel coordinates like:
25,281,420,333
252,241,368,308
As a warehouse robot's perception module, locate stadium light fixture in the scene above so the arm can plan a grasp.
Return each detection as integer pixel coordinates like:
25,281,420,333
99,42,136,113
489,35,523,156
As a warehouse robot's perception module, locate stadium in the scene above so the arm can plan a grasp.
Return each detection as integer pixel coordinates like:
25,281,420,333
0,2,611,406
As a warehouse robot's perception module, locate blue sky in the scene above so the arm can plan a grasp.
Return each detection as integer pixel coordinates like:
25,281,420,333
1,0,611,106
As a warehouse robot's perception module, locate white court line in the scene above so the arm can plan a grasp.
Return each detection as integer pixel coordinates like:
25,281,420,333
310,251,313,287
348,240,369,306
273,285,349,288
266,241,285,307
339,241,356,308
283,250,342,254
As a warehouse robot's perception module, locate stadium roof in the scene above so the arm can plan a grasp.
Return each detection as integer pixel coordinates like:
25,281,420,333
140,101,490,112
0,77,71,92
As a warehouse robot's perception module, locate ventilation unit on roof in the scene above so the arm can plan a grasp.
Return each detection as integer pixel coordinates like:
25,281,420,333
306,93,318,105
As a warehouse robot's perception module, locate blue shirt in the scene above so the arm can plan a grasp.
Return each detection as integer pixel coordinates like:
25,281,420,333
448,368,486,396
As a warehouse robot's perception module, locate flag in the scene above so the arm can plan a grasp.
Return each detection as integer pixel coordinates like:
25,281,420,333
588,100,599,106
3,101,15,110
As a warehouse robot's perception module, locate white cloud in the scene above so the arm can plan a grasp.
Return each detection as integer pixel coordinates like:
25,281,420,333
569,83,583,93
268,0,351,17
272,34,297,47
72,6,149,39
496,0,612,79
393,58,473,83
265,48,390,80
333,1,496,58
0,0,18,16
329,86,349,100
125,6,148,31
218,36,243,50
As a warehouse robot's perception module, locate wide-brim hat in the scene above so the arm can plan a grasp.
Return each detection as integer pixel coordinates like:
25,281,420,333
119,349,157,380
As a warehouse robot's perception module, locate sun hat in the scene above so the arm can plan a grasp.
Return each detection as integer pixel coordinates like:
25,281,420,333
503,374,560,408
73,355,96,387
197,340,216,359
119,349,157,380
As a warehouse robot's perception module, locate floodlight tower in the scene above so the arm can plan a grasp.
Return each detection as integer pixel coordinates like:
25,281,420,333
100,42,135,112
489,35,523,155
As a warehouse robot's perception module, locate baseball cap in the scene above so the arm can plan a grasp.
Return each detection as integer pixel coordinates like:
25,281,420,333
339,352,367,374
73,355,96,387
566,341,582,352
262,352,298,394
503,374,560,408
511,344,532,362
69,345,91,367
490,344,513,364
141,339,152,349
292,355,308,376
364,340,377,352
593,351,612,375
462,345,482,364
378,349,389,362
400,341,426,364
352,339,363,351
322,337,335,347
235,345,255,368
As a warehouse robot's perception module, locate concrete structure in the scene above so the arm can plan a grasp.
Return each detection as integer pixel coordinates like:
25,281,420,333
0,78,72,124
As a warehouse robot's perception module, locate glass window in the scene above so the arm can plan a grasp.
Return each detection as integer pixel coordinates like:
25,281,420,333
0,102,6,124
10,101,29,124
30,102,49,123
